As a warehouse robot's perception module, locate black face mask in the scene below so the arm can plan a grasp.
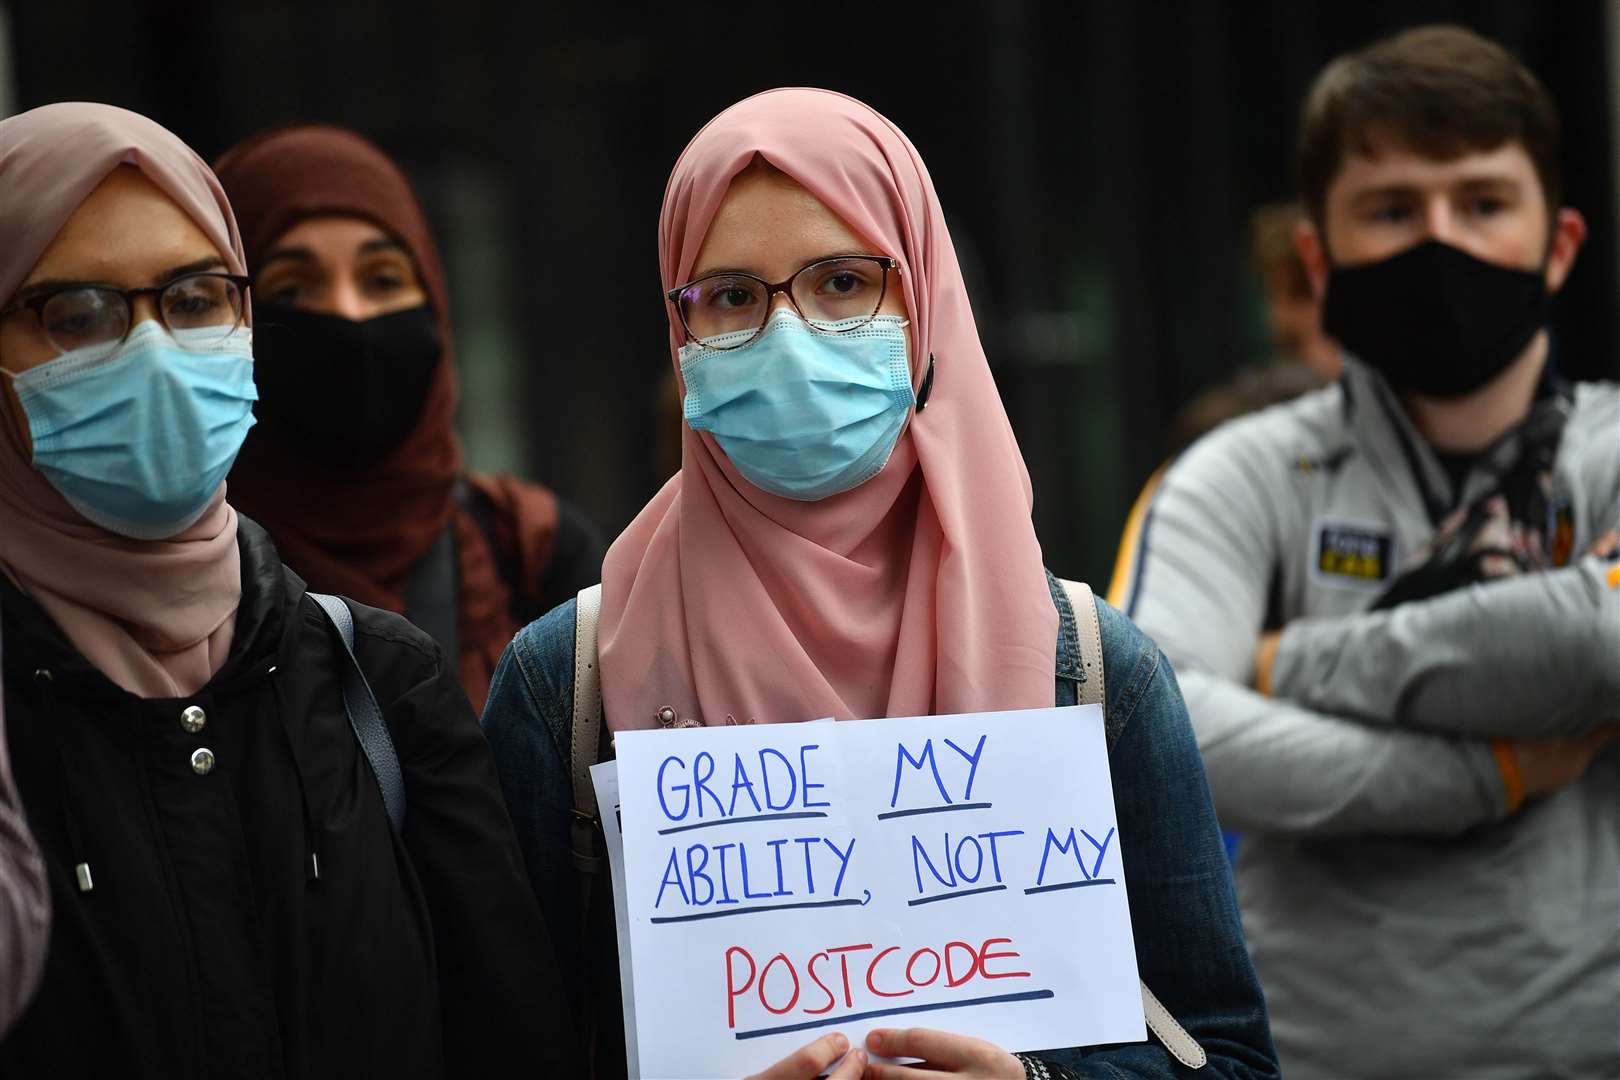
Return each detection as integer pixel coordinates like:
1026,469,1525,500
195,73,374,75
1321,239,1549,399
250,304,442,468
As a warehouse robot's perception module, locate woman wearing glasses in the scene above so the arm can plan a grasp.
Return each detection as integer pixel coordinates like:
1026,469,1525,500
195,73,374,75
481,89,1276,1078
212,126,605,713
0,103,573,1077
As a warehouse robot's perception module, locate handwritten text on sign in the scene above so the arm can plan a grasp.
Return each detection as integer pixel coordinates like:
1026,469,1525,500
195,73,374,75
613,706,1144,1079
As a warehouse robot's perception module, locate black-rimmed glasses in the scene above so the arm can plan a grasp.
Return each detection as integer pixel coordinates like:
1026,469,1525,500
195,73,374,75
0,272,251,357
667,255,898,350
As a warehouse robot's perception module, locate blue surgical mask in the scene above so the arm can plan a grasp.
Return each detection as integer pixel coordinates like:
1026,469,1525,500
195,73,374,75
3,320,257,539
680,311,914,501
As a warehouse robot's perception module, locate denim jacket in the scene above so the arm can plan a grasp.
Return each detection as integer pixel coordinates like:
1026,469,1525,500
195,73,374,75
482,573,1277,1078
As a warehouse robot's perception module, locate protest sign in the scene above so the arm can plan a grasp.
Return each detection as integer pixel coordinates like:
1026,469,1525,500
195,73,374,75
608,705,1143,1079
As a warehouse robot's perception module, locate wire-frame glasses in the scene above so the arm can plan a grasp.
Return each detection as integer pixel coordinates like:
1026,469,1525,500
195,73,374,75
667,255,898,350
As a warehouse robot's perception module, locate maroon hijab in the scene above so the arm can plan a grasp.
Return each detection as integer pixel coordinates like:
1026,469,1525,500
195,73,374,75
215,125,554,707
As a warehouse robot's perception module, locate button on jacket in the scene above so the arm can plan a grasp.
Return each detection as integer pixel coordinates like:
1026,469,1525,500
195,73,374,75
0,518,575,1078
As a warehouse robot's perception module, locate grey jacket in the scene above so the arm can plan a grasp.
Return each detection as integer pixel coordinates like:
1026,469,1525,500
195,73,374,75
1116,358,1620,1080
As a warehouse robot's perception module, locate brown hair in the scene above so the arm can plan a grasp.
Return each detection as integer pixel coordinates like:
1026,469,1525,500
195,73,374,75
1250,201,1312,300
1296,25,1562,222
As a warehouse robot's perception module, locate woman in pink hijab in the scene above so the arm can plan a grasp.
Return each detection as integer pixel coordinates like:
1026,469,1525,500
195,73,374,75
482,90,1276,1078
0,103,574,1076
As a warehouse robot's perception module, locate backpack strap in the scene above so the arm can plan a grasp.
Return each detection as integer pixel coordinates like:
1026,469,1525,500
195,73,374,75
308,593,406,834
570,584,605,877
401,522,461,666
1059,578,1105,708
455,477,538,623
1058,578,1207,1070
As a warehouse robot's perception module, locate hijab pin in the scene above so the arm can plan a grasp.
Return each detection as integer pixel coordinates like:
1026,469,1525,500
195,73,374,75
916,353,936,412
656,706,701,730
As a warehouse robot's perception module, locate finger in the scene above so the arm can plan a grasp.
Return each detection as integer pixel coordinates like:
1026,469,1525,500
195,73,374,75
865,1027,981,1070
862,1063,954,1080
748,1032,849,1080
825,1046,866,1080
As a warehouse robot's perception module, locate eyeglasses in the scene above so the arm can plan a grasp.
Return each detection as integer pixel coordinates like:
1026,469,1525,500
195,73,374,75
667,255,898,350
0,272,251,357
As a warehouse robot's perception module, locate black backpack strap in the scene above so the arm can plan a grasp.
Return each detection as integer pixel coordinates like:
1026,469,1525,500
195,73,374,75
401,522,461,664
454,477,540,623
308,593,406,834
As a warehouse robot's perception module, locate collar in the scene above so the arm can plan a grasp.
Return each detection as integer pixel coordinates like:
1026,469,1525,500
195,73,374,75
1046,569,1084,685
1,516,294,703
1343,357,1573,526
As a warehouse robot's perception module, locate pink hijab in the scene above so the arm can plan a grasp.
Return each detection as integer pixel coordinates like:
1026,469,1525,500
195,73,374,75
599,89,1057,731
0,103,246,699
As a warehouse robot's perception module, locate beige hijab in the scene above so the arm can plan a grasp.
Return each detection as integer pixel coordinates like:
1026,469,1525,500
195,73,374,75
0,103,247,698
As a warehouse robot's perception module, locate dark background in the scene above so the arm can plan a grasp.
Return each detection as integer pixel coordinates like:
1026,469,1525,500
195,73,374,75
9,0,1616,586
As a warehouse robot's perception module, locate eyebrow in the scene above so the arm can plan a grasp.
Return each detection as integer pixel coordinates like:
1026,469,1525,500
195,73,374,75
259,237,409,271
155,256,227,284
1350,173,1524,204
359,237,408,257
12,256,229,302
687,252,878,282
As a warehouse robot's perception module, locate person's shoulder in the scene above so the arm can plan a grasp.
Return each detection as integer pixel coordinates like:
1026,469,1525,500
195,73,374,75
509,595,581,695
1089,593,1176,743
321,592,444,688
1166,379,1347,492
1564,380,1620,513
1187,379,1346,462
1567,379,1620,448
464,470,556,507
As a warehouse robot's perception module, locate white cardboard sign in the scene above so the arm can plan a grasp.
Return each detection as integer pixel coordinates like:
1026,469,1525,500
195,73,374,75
607,705,1144,1079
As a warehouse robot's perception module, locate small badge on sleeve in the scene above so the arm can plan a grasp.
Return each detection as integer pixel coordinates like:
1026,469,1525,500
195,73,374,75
1314,522,1393,585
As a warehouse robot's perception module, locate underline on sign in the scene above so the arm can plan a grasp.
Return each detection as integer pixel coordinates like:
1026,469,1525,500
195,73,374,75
876,802,994,821
1024,878,1116,895
657,810,830,836
907,884,1008,906
649,897,862,924
733,989,1057,1040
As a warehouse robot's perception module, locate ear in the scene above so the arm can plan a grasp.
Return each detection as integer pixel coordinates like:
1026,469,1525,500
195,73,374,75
1544,207,1587,294
1294,219,1330,301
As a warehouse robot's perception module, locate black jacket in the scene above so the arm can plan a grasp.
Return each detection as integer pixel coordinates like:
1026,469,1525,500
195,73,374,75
0,518,574,1078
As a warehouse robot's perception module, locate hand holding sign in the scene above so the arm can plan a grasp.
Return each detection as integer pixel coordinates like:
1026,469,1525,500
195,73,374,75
743,1033,866,1080
609,705,1142,1079
863,1028,1025,1078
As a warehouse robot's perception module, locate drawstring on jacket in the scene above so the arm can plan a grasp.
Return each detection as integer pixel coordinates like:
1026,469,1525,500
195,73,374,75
267,664,323,882
33,668,95,893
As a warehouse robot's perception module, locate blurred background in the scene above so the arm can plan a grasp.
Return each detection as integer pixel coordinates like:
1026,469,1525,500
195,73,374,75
4,0,1616,585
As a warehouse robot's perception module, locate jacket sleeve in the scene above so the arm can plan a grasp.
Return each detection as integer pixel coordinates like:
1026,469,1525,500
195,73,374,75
479,603,583,998
0,674,49,1036
1040,621,1278,1079
1121,429,1509,837
360,617,579,1077
1269,556,1620,737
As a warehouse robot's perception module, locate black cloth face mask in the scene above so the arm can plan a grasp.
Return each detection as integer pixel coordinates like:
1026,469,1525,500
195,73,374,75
1321,238,1550,399
250,304,442,468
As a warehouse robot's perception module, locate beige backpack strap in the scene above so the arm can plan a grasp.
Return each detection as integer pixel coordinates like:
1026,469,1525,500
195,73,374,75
1141,982,1207,1069
570,584,605,875
1059,578,1105,707
1059,577,1207,1070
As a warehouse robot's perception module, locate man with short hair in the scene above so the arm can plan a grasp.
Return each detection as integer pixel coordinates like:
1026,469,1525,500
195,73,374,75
1115,25,1620,1079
